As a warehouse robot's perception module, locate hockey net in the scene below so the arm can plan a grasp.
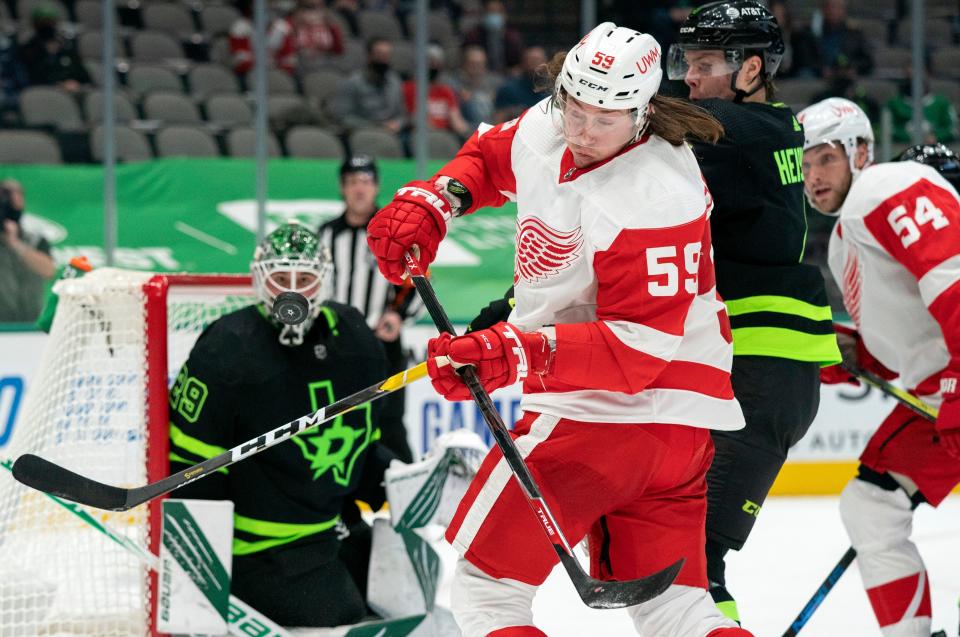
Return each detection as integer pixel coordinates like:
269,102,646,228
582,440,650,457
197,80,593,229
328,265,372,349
0,268,254,637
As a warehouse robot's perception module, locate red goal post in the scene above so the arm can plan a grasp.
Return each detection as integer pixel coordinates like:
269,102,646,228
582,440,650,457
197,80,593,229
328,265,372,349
0,269,254,637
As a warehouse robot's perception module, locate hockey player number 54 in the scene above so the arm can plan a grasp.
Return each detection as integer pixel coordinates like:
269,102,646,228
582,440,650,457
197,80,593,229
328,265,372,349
887,196,950,248
646,242,701,296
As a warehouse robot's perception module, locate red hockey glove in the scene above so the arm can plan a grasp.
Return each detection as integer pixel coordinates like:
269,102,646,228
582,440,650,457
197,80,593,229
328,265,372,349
820,364,860,386
426,322,552,400
936,372,960,460
366,180,452,284
833,324,898,380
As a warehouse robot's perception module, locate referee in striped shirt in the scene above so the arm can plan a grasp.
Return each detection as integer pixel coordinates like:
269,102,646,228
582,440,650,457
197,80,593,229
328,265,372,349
318,155,421,463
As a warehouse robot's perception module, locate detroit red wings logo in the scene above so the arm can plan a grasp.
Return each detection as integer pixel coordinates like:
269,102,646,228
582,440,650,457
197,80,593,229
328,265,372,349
842,247,863,327
514,217,583,284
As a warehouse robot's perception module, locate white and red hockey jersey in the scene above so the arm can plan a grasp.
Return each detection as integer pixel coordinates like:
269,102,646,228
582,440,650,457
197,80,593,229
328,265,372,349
828,161,960,407
439,99,744,430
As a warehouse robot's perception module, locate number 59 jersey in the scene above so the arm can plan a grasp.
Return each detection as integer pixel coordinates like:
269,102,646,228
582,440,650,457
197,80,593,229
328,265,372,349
828,161,960,406
442,99,743,431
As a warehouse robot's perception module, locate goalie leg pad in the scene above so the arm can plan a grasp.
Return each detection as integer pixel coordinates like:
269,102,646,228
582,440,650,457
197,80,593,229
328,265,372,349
626,584,740,637
840,478,931,635
450,558,538,637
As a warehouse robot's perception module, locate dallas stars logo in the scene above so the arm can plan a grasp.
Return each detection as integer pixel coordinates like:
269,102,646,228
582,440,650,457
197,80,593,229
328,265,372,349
291,379,374,486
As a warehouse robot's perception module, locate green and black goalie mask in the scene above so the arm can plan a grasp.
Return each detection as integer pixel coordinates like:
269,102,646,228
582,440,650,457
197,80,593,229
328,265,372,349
252,221,333,346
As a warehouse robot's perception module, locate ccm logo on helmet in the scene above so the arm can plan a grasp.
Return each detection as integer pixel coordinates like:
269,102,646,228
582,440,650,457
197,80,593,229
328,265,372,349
635,47,661,74
578,78,609,92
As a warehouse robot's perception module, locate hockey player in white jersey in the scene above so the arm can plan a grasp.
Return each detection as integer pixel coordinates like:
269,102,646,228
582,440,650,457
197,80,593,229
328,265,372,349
799,98,960,637
366,23,752,637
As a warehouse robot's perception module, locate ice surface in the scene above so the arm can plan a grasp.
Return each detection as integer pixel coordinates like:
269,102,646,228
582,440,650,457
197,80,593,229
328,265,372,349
432,496,960,636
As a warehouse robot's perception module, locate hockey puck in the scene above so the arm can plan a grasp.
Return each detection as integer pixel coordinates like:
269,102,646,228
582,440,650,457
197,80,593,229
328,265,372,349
273,291,309,326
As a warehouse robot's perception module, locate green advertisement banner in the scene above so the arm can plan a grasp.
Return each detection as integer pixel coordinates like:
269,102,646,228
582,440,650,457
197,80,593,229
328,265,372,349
1,158,517,322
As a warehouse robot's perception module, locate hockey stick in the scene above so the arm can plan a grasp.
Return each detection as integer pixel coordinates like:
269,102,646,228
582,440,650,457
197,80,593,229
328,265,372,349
12,362,429,511
843,364,938,422
1,459,294,637
402,251,683,610
781,547,857,636
782,372,939,634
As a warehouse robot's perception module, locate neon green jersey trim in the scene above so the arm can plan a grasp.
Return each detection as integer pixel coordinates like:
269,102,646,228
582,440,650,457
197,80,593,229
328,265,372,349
725,295,834,322
319,306,339,336
716,600,740,623
168,451,229,475
731,327,841,364
170,423,228,461
232,513,341,555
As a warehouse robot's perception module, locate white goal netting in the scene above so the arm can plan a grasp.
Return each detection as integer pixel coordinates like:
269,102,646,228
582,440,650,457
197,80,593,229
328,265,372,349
0,268,254,637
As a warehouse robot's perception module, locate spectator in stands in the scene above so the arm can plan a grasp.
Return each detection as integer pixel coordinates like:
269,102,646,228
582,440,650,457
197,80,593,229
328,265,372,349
792,0,874,78
451,44,501,130
402,44,470,138
0,179,55,323
0,31,27,123
20,4,90,92
769,0,797,78
810,64,881,124
603,0,692,55
462,0,524,73
228,0,256,76
330,0,361,38
887,71,959,144
492,45,547,123
331,37,406,133
271,0,344,75
229,0,253,77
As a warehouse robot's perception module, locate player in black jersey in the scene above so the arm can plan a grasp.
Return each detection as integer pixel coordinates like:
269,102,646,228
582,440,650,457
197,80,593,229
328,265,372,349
666,1,842,622
169,222,399,627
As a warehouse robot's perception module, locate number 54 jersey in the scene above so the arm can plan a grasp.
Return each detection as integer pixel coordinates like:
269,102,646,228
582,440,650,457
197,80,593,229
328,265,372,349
828,161,960,407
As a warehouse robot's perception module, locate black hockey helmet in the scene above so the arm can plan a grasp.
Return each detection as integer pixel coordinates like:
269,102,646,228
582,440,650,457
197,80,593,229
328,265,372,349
668,1,784,98
898,143,960,191
339,154,379,182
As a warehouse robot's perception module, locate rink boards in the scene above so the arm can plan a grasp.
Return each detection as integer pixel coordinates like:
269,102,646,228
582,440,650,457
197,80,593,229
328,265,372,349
1,326,948,497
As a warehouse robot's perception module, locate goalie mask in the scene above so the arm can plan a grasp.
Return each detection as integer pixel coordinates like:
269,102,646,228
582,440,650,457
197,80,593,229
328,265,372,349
252,221,333,346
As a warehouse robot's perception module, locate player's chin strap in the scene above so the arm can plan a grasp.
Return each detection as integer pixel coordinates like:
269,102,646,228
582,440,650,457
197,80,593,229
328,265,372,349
630,103,651,144
730,70,765,104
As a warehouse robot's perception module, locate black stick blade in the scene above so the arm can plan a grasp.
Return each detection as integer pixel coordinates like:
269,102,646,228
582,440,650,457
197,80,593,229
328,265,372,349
12,454,130,511
562,553,684,609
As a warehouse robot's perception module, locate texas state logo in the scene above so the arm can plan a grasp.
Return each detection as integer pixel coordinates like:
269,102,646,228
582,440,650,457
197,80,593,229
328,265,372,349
514,217,583,284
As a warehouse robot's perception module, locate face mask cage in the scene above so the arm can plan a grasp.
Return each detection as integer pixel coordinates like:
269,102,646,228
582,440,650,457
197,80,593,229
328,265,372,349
251,255,333,345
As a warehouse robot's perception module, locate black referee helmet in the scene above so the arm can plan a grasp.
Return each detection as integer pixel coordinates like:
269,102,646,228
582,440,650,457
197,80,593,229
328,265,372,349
340,154,379,182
